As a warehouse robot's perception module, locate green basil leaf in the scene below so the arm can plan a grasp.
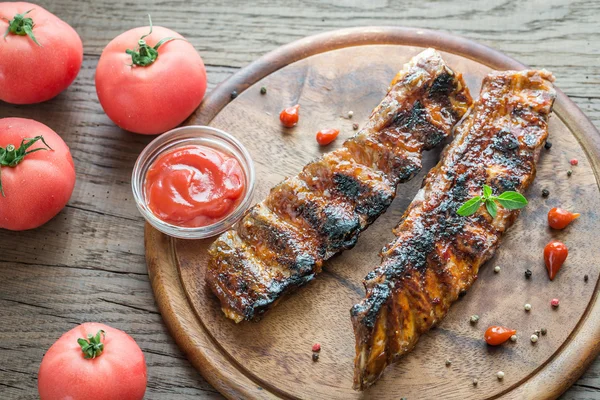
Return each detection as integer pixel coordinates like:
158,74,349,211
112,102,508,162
496,191,528,210
457,196,482,217
486,199,498,218
483,184,493,199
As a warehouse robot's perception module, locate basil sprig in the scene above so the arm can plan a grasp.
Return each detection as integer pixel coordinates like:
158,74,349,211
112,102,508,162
456,184,527,218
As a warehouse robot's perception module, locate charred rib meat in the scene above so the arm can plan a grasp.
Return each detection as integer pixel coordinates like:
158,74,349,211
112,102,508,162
351,70,556,390
206,49,473,322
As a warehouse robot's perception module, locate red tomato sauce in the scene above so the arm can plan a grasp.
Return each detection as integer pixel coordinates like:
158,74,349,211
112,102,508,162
144,145,245,227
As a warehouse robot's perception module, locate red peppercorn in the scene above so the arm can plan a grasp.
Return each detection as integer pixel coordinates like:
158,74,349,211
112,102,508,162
570,158,578,166
551,298,560,307
316,128,340,146
312,343,321,352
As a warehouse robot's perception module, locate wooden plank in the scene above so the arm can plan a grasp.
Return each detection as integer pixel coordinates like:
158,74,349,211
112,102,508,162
0,0,598,398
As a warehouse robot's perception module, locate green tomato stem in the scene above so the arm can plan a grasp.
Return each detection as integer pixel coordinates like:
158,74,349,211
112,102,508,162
0,136,53,197
77,330,106,359
3,9,40,46
125,15,182,67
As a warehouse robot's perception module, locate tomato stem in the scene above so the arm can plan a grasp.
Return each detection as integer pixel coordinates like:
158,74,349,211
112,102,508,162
125,15,181,67
0,136,53,197
3,9,40,46
77,330,106,359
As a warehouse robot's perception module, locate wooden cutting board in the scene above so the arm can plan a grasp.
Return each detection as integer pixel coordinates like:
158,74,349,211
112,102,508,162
145,27,600,399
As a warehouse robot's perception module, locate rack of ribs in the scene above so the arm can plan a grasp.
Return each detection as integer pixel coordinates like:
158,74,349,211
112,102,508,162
206,48,473,323
351,69,556,390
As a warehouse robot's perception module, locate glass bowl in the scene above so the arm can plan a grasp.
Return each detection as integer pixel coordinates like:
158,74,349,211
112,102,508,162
132,125,255,239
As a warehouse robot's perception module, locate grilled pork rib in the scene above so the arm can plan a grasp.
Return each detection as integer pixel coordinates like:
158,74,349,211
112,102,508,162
207,49,473,322
351,70,556,390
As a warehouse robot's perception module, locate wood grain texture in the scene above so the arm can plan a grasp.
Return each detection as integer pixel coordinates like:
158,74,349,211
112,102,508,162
0,0,599,399
147,32,600,399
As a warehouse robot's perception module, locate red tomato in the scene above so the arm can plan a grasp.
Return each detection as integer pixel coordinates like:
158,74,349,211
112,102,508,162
316,128,340,146
38,322,147,400
280,104,300,128
0,3,83,104
95,20,207,135
544,240,568,280
484,326,516,346
0,118,75,231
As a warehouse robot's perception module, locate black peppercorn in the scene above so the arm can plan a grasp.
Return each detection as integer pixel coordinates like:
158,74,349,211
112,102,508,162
312,352,319,362
542,189,549,197
567,170,573,177
584,274,589,282
352,123,359,130
230,90,238,99
544,141,552,150
260,86,267,95
525,269,532,279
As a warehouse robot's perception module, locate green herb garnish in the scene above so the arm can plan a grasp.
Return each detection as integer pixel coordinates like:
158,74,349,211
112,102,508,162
456,184,528,218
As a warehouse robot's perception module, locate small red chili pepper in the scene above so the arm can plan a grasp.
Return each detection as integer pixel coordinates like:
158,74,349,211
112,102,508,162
485,326,517,346
570,158,578,166
280,104,300,128
312,343,321,352
548,207,580,230
316,128,340,146
544,241,568,280
551,298,560,307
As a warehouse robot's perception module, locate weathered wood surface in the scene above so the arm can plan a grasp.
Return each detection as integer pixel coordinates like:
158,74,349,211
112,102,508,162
0,1,598,399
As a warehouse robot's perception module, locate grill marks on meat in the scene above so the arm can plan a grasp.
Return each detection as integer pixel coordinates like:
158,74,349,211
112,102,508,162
207,48,473,323
351,70,556,390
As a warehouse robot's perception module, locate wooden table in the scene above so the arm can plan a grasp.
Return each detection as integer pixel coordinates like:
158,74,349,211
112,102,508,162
0,1,598,399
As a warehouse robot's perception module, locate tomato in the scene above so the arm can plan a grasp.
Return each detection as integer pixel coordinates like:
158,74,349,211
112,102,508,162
0,118,75,231
0,3,83,104
484,326,516,346
38,322,147,400
95,18,207,135
544,240,568,280
316,128,340,146
548,207,579,229
280,104,300,128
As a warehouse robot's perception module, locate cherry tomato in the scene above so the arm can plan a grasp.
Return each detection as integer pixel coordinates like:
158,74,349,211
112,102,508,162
548,207,580,229
280,104,300,127
316,128,340,146
0,3,83,104
544,240,568,280
96,18,207,134
38,322,147,400
0,118,76,231
485,326,517,346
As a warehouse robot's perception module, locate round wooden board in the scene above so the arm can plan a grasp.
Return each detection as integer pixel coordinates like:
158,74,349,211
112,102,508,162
145,27,600,399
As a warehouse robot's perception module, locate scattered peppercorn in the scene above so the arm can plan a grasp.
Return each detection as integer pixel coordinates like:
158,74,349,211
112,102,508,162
570,158,579,166
348,110,354,118
494,265,501,273
544,141,552,150
312,343,321,352
541,328,547,335
445,359,452,367
531,334,538,343
551,298,560,308
524,303,532,311
470,315,480,324
542,189,550,198
473,378,479,386
525,269,532,279
352,123,359,130
312,352,319,362
230,90,238,99
584,274,589,282
567,170,573,177
534,329,541,336
497,371,505,380
510,334,517,342
260,86,267,95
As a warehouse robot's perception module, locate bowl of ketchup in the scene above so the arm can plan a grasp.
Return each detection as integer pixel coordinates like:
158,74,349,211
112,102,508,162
132,126,255,239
